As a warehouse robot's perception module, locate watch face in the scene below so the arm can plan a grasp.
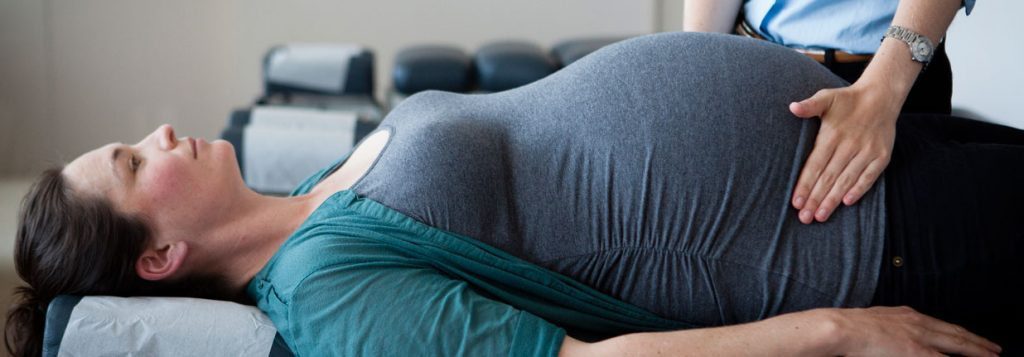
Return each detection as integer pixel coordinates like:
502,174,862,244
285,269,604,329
912,39,933,62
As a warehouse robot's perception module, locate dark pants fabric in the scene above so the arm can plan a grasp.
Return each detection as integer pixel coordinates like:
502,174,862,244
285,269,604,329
874,114,1024,353
820,42,953,115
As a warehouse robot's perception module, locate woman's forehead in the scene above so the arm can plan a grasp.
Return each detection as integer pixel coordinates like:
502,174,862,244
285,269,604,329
64,143,121,198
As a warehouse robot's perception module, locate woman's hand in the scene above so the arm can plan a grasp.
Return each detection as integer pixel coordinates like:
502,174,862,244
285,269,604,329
823,306,1002,357
563,306,1001,356
788,81,900,224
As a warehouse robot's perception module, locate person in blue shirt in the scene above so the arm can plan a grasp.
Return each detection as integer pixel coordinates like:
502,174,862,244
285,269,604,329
8,33,1019,356
684,0,974,226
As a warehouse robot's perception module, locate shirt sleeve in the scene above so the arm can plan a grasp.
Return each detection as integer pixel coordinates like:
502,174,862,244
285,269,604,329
283,261,566,356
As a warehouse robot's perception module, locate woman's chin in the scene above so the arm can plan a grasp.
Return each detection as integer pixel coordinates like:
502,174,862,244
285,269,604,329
210,140,238,164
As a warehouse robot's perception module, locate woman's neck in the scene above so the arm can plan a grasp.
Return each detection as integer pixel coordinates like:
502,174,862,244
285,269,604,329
199,190,322,293
204,130,391,294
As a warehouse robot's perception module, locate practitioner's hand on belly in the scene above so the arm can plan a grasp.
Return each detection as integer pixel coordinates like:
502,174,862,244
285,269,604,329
788,83,899,224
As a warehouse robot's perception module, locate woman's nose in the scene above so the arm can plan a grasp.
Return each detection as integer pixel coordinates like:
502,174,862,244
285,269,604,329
154,124,176,150
138,124,176,150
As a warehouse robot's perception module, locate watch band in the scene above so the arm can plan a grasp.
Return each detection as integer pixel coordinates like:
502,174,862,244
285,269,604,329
883,25,935,65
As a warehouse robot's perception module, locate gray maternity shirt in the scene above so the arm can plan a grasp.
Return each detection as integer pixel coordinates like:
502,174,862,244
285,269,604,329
351,32,885,327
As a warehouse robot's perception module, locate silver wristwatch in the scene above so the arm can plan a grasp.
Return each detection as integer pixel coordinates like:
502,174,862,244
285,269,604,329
883,25,935,65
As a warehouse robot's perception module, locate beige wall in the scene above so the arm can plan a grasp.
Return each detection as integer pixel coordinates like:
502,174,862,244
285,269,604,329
0,0,49,176
945,0,1024,129
0,0,664,175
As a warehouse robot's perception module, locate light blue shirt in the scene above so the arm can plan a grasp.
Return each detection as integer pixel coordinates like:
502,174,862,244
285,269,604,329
744,0,976,54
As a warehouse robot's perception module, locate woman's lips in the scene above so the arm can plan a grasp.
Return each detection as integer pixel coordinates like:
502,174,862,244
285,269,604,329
188,138,197,159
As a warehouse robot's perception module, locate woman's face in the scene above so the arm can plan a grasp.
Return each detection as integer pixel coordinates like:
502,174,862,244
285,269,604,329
63,124,242,238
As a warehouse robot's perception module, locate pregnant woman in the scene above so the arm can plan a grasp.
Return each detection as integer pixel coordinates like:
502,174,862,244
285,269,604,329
8,33,1020,356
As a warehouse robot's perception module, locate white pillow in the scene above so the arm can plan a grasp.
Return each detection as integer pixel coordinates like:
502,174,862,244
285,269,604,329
53,296,282,356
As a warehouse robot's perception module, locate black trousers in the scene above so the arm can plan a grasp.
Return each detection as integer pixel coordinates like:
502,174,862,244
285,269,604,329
873,114,1024,352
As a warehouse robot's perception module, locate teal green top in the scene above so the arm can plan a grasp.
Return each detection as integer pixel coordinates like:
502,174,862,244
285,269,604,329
246,159,688,356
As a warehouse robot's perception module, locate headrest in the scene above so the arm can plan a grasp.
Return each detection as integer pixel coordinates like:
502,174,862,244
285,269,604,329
474,41,557,92
263,43,374,96
392,45,473,95
550,36,630,67
220,106,368,194
43,295,293,356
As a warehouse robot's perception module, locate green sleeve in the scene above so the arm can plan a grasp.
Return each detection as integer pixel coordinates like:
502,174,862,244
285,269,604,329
284,262,566,356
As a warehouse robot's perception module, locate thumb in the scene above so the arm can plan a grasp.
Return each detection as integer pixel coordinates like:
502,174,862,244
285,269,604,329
790,90,832,119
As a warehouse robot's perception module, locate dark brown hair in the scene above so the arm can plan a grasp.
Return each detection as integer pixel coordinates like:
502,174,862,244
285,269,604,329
5,167,242,356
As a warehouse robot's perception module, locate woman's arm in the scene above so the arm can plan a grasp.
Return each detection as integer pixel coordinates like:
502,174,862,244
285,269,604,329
560,307,1001,356
788,0,964,224
682,0,743,33
561,309,834,356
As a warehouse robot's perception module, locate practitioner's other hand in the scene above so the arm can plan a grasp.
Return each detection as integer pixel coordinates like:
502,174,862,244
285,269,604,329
823,306,1002,357
788,83,898,224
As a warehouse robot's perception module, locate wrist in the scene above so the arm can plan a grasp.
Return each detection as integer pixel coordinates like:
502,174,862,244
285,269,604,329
839,80,904,123
858,39,921,98
809,308,850,355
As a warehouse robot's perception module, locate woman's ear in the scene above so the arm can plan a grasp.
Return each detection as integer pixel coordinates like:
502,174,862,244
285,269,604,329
135,241,189,281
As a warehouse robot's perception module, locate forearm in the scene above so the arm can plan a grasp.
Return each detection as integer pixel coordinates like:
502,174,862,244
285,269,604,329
682,0,742,33
560,309,839,357
858,0,962,102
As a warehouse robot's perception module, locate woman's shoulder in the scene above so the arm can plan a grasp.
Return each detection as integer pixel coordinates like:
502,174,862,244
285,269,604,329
263,193,433,282
252,209,429,305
